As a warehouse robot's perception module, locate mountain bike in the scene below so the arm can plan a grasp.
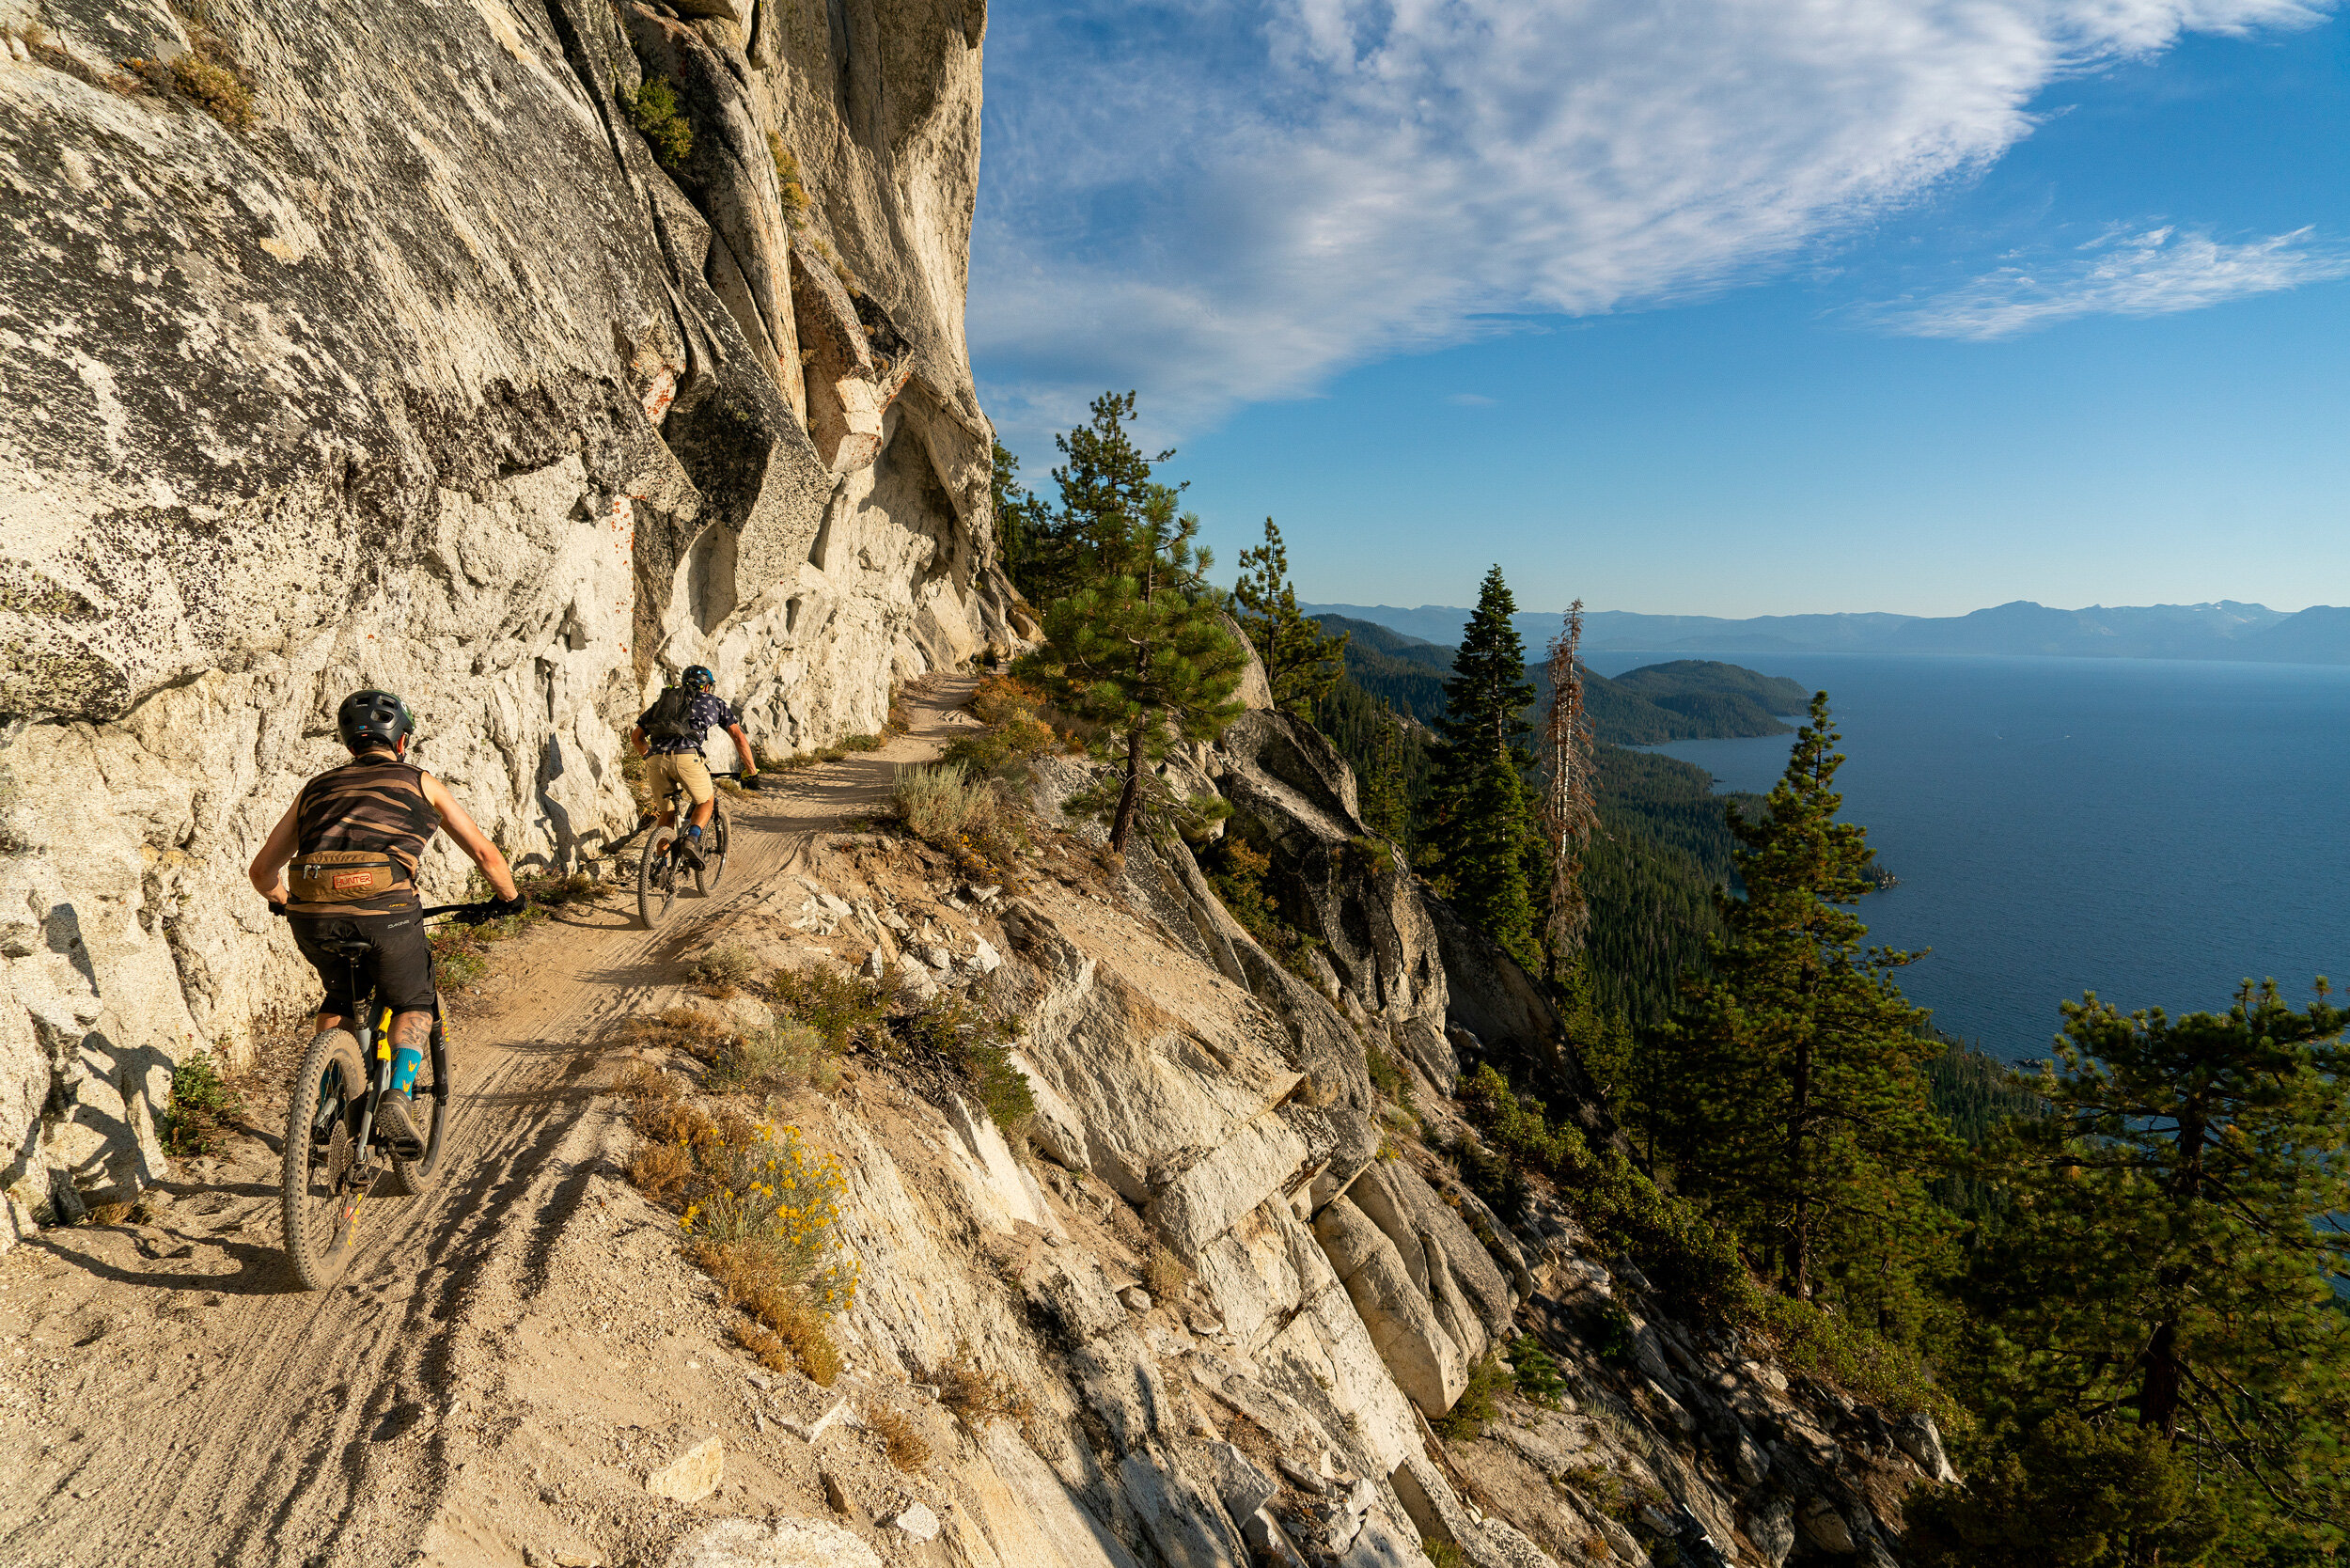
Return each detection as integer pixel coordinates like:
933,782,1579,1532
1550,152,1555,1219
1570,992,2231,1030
276,902,497,1290
635,770,744,928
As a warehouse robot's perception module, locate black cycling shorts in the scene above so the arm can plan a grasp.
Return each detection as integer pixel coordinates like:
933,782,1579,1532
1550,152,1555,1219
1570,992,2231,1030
288,910,438,1018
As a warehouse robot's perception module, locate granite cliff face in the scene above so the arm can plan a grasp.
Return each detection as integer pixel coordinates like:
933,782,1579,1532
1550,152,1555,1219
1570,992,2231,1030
0,0,1015,1223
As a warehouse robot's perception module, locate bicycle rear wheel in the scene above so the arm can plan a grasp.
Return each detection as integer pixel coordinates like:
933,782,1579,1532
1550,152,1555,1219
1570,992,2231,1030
637,825,678,928
387,1002,450,1195
696,795,729,897
281,1027,370,1291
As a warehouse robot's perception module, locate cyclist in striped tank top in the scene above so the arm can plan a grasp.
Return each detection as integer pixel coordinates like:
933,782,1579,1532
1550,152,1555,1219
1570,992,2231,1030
247,690,525,1156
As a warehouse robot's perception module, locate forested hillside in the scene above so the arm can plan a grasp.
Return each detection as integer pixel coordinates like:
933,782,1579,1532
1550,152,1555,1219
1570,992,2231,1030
1315,614,1808,745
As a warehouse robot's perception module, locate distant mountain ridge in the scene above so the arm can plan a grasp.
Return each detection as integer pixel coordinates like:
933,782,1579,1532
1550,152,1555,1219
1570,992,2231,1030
1301,600,2350,665
1316,614,1809,744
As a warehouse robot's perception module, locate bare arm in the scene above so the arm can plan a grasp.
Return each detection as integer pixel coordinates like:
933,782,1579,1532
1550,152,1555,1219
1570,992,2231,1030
630,724,650,758
420,773,521,902
247,798,303,903
725,722,759,777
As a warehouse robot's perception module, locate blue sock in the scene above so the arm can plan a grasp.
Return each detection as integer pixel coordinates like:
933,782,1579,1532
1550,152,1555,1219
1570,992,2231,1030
686,823,703,841
391,1046,423,1096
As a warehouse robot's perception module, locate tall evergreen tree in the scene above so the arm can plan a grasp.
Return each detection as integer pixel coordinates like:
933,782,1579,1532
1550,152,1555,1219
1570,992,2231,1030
1663,694,1950,1301
1965,980,2350,1545
1539,600,1598,972
991,438,1053,603
1231,519,1348,719
1036,481,1246,854
1428,566,1538,967
1005,391,1172,609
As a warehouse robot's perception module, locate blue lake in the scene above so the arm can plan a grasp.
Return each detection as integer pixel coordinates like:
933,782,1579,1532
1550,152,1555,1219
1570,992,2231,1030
1586,651,2350,1064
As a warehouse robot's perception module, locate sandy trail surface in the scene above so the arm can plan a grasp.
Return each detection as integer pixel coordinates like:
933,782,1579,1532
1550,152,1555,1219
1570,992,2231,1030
0,679,978,1568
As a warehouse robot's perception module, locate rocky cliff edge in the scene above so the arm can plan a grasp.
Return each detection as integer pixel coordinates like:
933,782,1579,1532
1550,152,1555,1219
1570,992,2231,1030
0,0,1018,1225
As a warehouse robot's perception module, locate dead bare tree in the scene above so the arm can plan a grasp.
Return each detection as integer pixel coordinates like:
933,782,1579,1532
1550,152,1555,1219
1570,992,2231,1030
1541,601,1597,972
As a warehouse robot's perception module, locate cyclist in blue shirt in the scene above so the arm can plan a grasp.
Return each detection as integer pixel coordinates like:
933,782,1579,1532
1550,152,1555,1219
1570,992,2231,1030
630,666,761,862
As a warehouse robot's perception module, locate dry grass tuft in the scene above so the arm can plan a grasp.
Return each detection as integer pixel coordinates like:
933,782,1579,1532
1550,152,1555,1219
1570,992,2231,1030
864,1400,932,1471
937,1341,1037,1436
689,942,763,998
1145,1243,1189,1302
626,1141,694,1200
624,1007,740,1059
890,762,999,845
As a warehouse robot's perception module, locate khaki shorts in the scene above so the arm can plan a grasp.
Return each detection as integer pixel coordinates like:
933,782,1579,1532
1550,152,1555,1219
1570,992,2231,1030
643,751,713,808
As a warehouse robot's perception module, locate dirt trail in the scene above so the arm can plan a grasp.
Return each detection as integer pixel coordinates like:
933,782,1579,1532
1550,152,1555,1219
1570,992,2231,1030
0,679,979,1568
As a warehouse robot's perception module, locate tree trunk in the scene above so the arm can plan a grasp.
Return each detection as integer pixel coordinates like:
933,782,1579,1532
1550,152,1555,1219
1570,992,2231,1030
1107,721,1147,854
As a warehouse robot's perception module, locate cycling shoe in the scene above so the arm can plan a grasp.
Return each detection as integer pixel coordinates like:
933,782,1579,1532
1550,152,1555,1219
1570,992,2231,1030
374,1090,427,1158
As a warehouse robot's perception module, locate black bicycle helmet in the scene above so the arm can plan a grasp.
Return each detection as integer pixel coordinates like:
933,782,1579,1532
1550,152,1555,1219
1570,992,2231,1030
682,665,715,695
337,689,415,753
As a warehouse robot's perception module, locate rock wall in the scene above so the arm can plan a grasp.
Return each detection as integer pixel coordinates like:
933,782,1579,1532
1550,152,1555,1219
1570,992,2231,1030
0,0,1015,1221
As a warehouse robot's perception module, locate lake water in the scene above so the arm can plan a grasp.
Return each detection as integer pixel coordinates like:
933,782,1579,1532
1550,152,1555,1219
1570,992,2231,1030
1586,651,2350,1064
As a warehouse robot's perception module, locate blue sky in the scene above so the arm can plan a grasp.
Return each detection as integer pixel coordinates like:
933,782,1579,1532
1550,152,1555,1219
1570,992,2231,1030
971,1,2350,619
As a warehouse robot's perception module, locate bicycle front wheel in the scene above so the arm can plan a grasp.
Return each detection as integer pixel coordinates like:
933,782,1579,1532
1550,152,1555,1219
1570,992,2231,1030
697,796,729,897
637,826,678,928
281,1027,370,1291
387,1002,450,1195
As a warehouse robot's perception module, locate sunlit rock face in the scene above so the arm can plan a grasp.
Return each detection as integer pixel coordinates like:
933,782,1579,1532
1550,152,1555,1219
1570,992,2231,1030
0,0,1014,1216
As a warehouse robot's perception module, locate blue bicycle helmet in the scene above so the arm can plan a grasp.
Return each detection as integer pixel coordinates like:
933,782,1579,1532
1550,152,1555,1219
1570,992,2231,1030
337,689,415,753
682,665,715,695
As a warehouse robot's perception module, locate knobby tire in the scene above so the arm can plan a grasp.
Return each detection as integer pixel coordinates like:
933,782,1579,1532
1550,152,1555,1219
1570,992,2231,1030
637,824,677,929
280,1027,369,1291
696,795,728,898
385,1002,450,1196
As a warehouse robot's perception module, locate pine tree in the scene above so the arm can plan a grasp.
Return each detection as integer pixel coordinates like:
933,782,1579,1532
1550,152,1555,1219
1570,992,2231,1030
1005,391,1172,610
1358,698,1412,845
1428,566,1538,967
1965,980,2350,1544
1231,519,1348,718
991,438,1053,603
1036,481,1246,855
1539,600,1598,972
1662,693,1951,1301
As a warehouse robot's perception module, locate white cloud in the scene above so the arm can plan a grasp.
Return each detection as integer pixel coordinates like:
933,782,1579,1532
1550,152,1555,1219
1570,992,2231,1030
1865,226,2350,337
974,0,2334,441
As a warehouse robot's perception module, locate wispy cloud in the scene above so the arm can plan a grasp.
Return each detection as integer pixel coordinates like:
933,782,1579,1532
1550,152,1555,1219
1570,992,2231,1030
975,0,2335,441
1866,226,2350,337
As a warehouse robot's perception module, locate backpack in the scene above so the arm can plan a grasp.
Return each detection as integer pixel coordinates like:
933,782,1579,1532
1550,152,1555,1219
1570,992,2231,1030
642,684,698,742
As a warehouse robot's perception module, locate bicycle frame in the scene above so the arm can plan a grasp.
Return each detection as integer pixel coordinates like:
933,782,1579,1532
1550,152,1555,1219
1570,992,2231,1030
327,907,463,1176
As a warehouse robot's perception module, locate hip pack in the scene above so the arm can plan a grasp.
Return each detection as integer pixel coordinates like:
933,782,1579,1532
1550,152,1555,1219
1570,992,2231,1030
289,851,409,905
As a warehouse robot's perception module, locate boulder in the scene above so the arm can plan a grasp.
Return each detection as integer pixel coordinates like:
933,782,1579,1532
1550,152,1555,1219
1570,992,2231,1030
1312,1198,1467,1415
648,1435,725,1503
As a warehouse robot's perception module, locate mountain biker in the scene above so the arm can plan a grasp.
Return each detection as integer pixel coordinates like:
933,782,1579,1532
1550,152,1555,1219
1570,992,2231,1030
246,690,524,1156
630,665,760,863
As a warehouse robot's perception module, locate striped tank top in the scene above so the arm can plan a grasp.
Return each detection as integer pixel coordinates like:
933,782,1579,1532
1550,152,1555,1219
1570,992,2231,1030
289,755,442,915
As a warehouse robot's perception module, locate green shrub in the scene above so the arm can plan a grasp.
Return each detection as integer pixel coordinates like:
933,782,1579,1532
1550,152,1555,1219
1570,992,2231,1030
1506,1336,1569,1407
771,966,891,1055
1434,1350,1511,1439
897,993,1036,1130
1756,1293,1948,1418
768,133,811,217
837,733,884,753
891,762,998,845
1203,838,1324,982
619,76,693,172
709,1021,838,1096
161,1050,242,1157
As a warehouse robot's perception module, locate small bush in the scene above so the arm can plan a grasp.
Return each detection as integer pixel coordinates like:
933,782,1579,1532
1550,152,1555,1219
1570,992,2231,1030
937,1340,1036,1434
1755,1294,1947,1419
1424,1542,1470,1568
167,50,250,129
619,75,693,172
838,732,884,753
429,924,491,990
1506,1337,1569,1407
864,1400,932,1471
161,1049,243,1157
1434,1351,1510,1440
689,942,762,998
518,870,601,907
897,993,1035,1129
1202,838,1324,982
627,1140,694,1200
1145,1243,1188,1301
942,711,1056,779
624,1006,740,1060
771,966,891,1054
769,133,811,217
1367,1045,1405,1103
711,1021,838,1096
891,762,997,845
